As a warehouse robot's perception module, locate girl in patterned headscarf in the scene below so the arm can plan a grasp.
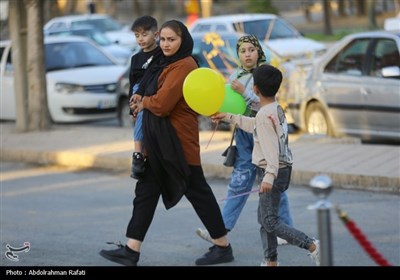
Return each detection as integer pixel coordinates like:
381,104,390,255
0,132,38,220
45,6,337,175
196,34,294,248
236,34,267,79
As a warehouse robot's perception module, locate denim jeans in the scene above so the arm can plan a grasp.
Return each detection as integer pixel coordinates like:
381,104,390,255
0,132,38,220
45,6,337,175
258,166,314,262
132,82,144,144
222,128,293,230
133,110,143,142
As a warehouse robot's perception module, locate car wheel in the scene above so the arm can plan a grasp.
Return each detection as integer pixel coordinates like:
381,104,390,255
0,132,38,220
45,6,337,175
305,102,333,136
118,97,134,128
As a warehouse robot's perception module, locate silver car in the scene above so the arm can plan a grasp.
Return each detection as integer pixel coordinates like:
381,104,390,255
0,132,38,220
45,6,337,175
287,31,400,141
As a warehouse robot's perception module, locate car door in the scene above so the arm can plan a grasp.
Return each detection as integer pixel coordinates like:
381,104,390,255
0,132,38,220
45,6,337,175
320,38,371,136
0,43,16,120
362,37,400,139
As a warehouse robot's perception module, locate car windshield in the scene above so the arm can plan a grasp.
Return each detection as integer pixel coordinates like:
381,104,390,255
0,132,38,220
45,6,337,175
193,33,274,78
234,19,300,41
45,41,114,71
72,29,112,46
193,33,239,77
71,18,123,32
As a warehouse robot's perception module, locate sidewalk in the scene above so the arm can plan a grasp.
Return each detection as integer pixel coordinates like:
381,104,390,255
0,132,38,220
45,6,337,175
1,122,399,193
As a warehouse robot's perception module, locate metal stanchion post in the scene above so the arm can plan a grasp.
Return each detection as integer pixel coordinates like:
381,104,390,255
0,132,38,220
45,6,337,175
309,174,333,266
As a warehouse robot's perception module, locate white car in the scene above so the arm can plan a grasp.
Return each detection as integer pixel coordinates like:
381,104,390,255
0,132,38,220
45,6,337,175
44,14,138,51
1,36,126,123
286,31,400,141
190,14,327,66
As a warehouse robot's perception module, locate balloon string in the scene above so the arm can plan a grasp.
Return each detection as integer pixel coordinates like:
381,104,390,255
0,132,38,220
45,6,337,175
205,121,219,150
219,189,259,202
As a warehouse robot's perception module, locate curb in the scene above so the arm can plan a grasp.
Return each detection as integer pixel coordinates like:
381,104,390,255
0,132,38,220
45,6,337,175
2,148,398,193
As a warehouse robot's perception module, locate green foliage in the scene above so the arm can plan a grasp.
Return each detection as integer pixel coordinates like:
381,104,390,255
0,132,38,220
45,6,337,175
305,27,368,42
246,0,279,15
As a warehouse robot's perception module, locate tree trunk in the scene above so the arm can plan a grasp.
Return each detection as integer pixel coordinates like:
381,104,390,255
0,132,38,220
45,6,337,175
109,0,117,18
200,0,212,18
356,0,366,16
8,0,29,132
323,0,333,35
395,0,400,14
338,0,347,17
25,0,50,131
367,0,378,29
147,0,155,15
133,0,142,16
303,0,313,22
66,0,76,15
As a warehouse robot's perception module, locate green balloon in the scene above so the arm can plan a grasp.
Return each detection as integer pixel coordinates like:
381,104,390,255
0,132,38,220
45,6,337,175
219,84,246,114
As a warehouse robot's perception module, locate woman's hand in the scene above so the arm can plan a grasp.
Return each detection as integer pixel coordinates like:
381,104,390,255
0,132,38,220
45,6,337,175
129,99,143,117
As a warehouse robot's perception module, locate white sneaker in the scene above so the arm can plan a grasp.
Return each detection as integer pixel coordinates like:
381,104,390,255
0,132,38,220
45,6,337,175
308,240,320,266
277,237,288,245
195,228,213,243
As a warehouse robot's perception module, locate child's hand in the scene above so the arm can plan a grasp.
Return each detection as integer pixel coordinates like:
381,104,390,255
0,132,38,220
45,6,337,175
259,182,272,193
211,112,227,123
132,94,142,103
231,79,245,95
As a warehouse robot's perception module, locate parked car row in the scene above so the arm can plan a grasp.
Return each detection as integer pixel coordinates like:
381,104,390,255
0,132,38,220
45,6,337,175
3,13,399,142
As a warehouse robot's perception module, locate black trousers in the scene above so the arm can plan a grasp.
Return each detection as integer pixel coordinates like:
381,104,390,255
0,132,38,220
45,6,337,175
126,165,227,241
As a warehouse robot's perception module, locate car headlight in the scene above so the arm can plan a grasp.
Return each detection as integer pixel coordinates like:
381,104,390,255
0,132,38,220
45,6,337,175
55,83,85,94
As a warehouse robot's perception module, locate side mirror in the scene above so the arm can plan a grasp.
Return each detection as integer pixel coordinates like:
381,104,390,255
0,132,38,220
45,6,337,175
381,66,400,78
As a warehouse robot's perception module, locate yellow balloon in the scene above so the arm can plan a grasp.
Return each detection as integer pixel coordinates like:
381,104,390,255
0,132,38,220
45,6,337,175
183,68,225,116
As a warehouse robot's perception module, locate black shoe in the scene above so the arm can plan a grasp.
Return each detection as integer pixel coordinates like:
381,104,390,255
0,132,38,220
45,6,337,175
99,244,140,266
195,244,234,265
130,152,145,179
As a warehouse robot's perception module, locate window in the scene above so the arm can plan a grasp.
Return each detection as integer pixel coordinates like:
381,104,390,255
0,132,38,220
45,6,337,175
325,39,370,76
72,18,123,32
47,22,68,30
45,42,114,71
237,19,298,41
369,38,400,77
192,24,212,33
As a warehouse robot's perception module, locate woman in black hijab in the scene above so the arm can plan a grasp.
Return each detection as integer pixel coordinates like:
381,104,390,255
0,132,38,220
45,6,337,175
100,20,234,266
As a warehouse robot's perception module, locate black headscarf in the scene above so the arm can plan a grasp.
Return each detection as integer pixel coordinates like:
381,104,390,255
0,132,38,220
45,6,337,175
141,20,194,209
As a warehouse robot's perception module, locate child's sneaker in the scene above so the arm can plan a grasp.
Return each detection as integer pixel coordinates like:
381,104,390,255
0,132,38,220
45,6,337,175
308,239,320,266
130,152,145,179
277,237,288,245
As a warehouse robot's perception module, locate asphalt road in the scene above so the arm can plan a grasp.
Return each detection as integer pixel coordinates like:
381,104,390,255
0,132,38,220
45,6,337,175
1,161,399,268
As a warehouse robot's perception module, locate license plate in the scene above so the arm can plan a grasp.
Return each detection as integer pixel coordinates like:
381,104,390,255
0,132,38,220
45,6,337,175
97,100,116,109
